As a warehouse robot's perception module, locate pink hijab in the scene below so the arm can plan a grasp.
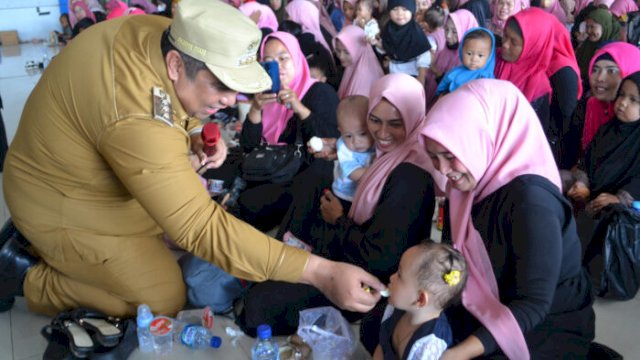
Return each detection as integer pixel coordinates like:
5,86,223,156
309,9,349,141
240,2,279,33
490,0,529,34
422,79,562,360
286,0,332,53
425,10,478,108
309,0,339,38
69,0,97,28
349,74,441,224
334,26,385,98
582,42,640,150
106,1,144,19
547,11,583,99
130,0,158,13
544,0,567,23
610,0,639,16
259,32,318,145
495,8,554,102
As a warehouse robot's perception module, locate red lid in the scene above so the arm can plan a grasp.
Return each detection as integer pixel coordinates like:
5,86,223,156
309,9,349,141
201,123,221,147
150,316,173,336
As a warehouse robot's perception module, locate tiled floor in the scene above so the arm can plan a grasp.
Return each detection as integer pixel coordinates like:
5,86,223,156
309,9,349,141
1,43,640,359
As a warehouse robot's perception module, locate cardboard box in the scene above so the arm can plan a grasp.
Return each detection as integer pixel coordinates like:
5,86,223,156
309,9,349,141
0,31,19,46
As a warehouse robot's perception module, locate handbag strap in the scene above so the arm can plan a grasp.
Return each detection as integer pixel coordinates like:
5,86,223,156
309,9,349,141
259,121,305,158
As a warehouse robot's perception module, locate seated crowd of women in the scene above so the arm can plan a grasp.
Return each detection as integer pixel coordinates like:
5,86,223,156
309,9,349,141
69,0,634,357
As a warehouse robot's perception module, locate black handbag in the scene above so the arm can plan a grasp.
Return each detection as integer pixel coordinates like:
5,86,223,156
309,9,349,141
584,204,640,300
241,127,305,184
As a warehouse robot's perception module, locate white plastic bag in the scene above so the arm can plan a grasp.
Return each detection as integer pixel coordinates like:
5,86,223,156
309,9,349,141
296,307,356,360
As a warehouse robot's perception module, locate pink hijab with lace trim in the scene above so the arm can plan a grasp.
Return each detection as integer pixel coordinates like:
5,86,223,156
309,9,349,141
422,79,562,360
259,32,317,145
240,2,279,33
286,0,332,53
334,25,385,98
349,74,444,225
424,9,478,108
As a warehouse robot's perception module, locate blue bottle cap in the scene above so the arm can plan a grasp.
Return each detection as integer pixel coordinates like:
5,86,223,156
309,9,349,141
210,336,222,348
136,304,154,327
633,201,640,210
256,324,272,340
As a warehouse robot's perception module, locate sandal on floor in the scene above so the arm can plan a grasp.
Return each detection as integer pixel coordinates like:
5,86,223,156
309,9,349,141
43,312,95,358
71,308,123,348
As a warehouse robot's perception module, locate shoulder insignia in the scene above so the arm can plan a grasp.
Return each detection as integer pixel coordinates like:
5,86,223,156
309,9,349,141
152,87,173,127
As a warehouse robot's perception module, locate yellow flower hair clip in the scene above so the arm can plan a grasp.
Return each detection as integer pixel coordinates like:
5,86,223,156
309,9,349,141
443,270,461,287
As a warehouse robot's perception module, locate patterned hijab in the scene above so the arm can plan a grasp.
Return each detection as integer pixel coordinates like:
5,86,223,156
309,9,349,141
421,79,561,360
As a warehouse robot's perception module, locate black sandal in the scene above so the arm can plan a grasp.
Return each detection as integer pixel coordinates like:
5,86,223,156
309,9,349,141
71,308,123,347
43,312,95,358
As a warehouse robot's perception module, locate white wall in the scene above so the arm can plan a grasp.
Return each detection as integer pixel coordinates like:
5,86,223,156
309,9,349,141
0,0,61,42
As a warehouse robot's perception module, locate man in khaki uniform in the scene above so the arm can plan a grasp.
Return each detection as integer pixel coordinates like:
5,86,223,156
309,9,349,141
1,0,383,316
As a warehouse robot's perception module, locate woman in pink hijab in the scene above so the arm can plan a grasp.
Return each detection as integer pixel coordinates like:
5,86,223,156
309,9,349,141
69,0,97,28
424,9,478,109
488,0,528,37
286,0,333,52
241,73,438,340
239,31,340,231
422,79,595,359
333,25,385,98
239,2,279,33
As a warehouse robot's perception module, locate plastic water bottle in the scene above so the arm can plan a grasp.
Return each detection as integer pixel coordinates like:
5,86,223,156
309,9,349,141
175,323,222,349
136,304,154,353
252,324,279,360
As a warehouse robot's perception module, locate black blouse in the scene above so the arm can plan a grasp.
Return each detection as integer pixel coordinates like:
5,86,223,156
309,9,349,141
240,82,340,153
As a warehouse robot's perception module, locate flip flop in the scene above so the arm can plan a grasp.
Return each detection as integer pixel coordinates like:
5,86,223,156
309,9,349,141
44,312,95,358
71,308,123,348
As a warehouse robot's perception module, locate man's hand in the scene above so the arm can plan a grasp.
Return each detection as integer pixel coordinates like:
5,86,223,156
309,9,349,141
300,255,384,313
320,190,344,224
190,132,228,173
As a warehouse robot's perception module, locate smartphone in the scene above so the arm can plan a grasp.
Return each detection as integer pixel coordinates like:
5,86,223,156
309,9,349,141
260,60,280,93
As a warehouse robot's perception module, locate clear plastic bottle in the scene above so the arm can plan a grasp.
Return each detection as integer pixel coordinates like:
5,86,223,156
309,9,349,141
175,323,222,349
252,324,279,360
136,304,154,352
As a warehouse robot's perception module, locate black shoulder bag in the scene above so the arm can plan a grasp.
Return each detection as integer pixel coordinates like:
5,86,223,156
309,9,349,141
241,125,305,184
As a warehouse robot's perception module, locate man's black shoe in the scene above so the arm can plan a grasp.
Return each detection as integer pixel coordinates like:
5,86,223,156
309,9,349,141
0,220,38,312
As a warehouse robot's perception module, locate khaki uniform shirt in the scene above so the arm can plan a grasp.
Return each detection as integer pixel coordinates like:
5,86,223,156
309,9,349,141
3,15,308,283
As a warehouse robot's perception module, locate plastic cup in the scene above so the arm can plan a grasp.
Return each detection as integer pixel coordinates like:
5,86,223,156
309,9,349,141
150,316,174,355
